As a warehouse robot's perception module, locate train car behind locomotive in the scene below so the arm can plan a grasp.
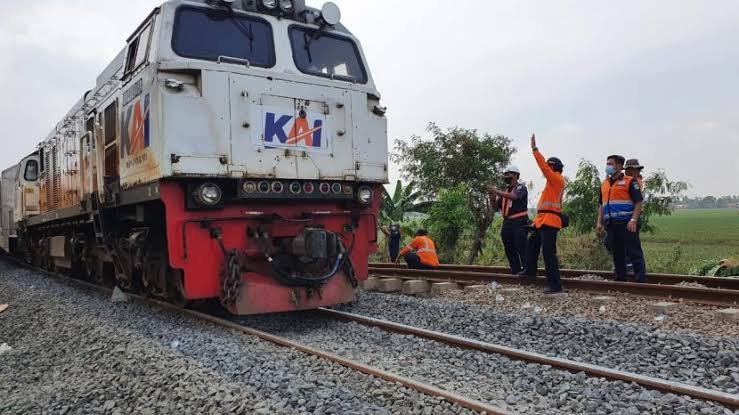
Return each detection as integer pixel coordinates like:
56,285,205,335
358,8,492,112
0,0,388,315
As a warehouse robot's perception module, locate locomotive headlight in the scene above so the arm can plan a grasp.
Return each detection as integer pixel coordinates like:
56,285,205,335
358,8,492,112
320,2,341,26
279,0,294,13
194,183,223,207
243,181,257,193
261,0,278,10
357,186,373,205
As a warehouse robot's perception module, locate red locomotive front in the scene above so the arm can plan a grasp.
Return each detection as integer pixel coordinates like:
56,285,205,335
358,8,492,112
161,180,382,314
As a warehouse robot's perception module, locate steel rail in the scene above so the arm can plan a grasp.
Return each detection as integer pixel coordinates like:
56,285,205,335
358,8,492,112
0,258,511,415
318,308,739,410
368,267,739,306
370,263,739,290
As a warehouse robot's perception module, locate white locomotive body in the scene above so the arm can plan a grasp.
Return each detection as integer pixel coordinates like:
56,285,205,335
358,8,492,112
2,0,388,315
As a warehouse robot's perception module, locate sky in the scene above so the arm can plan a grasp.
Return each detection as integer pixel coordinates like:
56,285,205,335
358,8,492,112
1,0,738,197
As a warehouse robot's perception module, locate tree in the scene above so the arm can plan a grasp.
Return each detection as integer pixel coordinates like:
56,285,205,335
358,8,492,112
700,196,718,209
423,186,474,263
563,160,602,234
379,180,433,225
394,123,515,264
641,170,689,233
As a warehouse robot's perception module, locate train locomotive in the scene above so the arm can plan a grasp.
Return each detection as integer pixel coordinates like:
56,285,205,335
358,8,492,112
0,0,388,315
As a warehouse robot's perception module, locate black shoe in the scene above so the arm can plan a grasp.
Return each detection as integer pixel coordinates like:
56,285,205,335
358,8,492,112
543,287,565,295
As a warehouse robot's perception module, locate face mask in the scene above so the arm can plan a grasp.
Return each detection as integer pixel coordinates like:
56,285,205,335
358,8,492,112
606,166,618,176
505,177,515,185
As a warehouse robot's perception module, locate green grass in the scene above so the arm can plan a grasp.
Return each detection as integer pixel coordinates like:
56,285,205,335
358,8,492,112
376,209,739,275
641,209,739,274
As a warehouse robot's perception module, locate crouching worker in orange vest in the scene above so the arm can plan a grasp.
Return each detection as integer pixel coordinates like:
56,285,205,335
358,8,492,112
397,230,440,270
520,134,566,294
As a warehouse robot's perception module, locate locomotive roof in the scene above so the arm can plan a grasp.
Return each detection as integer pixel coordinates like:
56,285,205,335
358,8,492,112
39,0,354,147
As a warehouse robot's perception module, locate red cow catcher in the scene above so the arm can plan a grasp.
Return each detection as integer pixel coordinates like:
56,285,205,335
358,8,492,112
160,182,380,315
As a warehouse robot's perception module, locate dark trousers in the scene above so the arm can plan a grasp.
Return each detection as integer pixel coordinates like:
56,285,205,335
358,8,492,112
501,219,528,274
607,222,646,282
524,226,563,291
388,237,400,262
405,252,436,270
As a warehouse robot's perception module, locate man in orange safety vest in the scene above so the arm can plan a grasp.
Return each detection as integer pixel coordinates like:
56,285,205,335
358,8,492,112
520,134,566,294
396,229,440,270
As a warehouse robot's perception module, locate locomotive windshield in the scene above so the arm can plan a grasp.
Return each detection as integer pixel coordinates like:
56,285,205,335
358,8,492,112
172,6,275,67
289,27,367,84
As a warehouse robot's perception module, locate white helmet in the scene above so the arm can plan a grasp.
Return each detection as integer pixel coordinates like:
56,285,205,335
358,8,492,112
504,165,521,175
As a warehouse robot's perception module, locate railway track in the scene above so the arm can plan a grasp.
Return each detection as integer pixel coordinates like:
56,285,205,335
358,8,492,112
371,263,739,290
316,308,739,410
368,265,739,306
3,256,738,413
1,257,507,415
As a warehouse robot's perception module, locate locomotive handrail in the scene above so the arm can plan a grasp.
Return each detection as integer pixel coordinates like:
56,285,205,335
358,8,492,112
217,55,251,67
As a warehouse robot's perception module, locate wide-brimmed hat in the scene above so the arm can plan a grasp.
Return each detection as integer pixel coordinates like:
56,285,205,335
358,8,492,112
624,159,644,170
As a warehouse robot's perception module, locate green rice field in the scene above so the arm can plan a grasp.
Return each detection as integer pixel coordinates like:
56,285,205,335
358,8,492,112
641,209,739,274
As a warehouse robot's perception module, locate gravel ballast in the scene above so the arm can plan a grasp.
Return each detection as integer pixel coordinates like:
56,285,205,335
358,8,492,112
0,261,472,415
440,283,739,337
342,291,739,395
245,313,737,414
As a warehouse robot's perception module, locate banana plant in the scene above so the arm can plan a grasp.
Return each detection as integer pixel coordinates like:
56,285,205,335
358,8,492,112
380,180,434,225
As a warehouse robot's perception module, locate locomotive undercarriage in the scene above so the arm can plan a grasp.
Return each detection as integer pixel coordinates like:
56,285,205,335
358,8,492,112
17,201,188,305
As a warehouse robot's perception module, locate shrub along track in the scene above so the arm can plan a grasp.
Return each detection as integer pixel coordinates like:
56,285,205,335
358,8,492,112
368,264,739,306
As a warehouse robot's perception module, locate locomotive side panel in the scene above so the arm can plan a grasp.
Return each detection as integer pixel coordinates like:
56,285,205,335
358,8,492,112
119,14,164,190
0,165,19,252
14,156,41,222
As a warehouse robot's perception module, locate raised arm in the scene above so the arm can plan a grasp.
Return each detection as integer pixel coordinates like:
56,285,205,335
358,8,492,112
531,134,564,184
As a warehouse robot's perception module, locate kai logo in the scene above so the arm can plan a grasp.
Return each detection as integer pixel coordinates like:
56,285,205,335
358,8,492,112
122,93,150,158
263,108,327,151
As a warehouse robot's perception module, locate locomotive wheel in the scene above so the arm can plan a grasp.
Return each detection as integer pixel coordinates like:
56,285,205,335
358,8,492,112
142,255,168,298
83,256,99,283
80,247,104,285
168,269,188,308
116,270,139,292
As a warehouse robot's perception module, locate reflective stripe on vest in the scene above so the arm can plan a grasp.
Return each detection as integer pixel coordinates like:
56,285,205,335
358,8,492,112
601,176,635,223
417,237,436,254
538,200,562,211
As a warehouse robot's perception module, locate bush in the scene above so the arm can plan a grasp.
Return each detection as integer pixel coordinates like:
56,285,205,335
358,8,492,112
557,231,613,271
476,218,508,266
691,258,739,278
424,186,474,263
644,243,685,274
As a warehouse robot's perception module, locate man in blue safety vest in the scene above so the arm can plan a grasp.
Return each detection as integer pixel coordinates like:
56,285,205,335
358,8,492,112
596,155,647,283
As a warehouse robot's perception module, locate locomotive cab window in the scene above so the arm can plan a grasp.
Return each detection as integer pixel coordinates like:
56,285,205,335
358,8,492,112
126,23,153,74
172,6,275,67
103,102,119,181
104,102,118,145
289,27,367,84
24,160,39,181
